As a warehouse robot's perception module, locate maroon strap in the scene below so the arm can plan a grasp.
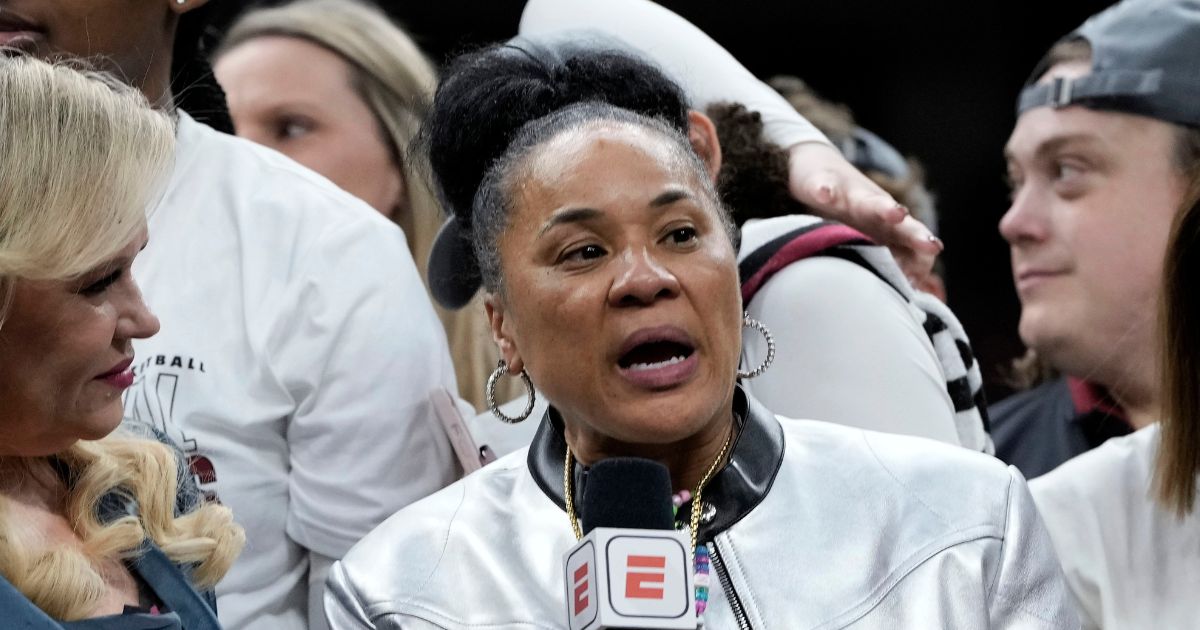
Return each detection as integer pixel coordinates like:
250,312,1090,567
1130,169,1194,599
739,222,873,303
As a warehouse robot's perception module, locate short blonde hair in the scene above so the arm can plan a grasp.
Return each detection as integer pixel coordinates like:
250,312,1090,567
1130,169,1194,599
0,56,174,323
0,56,244,620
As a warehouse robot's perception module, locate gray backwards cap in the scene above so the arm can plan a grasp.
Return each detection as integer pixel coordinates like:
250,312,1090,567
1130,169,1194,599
1018,0,1200,128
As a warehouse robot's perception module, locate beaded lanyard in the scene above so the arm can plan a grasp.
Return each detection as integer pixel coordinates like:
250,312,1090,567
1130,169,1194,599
564,428,733,624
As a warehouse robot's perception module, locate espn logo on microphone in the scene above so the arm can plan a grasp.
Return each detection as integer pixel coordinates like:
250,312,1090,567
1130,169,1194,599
569,541,597,623
564,529,695,630
624,554,667,599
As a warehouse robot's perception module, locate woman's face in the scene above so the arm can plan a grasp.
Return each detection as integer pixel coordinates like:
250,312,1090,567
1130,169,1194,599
0,231,160,457
490,122,743,446
215,35,406,218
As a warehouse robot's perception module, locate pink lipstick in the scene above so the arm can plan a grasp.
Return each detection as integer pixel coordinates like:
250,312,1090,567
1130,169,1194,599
96,357,135,390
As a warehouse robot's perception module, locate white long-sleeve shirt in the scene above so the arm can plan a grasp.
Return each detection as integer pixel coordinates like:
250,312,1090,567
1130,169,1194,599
520,0,831,151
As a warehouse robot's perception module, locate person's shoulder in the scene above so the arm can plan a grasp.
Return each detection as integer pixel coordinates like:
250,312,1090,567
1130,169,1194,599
329,452,567,627
739,215,912,316
1026,425,1159,615
350,448,530,543
1031,424,1159,512
780,419,1016,525
335,453,529,589
753,255,910,318
737,214,825,254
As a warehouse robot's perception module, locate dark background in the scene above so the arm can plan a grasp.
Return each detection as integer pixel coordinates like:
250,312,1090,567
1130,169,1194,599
211,0,1115,402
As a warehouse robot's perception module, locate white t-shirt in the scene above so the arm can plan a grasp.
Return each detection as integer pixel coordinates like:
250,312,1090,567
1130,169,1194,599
123,114,460,630
1030,424,1200,629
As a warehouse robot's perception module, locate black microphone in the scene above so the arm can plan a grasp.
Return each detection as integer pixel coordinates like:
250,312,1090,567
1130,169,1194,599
580,457,674,533
564,457,696,629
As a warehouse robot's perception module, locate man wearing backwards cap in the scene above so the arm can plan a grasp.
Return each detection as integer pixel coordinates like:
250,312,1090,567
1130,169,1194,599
999,1,1200,628
990,0,1200,479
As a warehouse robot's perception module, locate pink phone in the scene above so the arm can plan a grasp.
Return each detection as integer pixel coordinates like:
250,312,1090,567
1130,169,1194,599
431,389,497,474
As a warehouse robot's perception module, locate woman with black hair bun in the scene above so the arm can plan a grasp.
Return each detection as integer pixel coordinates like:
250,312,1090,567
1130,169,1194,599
463,13,988,457
0,2,462,629
325,42,1077,630
420,40,698,314
518,0,991,451
213,0,519,410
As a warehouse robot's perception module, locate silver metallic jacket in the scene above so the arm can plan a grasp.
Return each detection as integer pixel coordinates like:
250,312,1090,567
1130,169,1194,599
326,388,1079,629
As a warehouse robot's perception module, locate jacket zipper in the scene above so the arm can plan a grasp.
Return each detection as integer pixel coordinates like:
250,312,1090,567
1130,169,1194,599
708,540,753,630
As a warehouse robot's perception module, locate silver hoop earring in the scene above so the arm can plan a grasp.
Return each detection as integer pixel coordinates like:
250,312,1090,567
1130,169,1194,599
486,360,536,424
738,313,775,379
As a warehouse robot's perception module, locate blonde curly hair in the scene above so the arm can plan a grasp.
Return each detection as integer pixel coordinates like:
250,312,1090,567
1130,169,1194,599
0,55,244,621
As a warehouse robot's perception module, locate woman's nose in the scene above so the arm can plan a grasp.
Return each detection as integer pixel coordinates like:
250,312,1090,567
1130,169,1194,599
116,283,161,341
609,248,681,307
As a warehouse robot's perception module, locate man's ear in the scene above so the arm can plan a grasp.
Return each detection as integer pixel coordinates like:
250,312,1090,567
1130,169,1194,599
687,110,723,183
484,293,524,373
169,0,211,16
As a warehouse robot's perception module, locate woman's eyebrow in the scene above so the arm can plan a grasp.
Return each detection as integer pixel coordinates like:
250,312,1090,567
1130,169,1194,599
649,188,693,207
537,188,697,236
538,207,602,237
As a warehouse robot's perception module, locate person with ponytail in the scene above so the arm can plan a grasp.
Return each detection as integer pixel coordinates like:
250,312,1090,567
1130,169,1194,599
0,2,463,629
0,55,243,629
212,0,518,409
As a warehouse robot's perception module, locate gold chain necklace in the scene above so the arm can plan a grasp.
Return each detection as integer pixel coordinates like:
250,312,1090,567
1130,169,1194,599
564,424,734,555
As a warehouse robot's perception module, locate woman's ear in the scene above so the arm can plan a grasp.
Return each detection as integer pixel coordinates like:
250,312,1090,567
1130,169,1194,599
169,0,211,16
484,293,524,373
687,110,723,184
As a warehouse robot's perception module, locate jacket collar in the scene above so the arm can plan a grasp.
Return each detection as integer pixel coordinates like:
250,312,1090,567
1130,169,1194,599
526,385,785,539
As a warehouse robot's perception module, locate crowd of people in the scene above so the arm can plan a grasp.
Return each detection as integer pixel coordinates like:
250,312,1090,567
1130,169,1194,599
0,0,1195,629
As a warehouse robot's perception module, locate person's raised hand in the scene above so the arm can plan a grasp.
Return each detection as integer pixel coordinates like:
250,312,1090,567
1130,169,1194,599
787,142,943,280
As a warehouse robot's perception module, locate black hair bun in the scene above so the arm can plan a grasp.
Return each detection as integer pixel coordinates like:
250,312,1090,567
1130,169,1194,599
424,35,690,226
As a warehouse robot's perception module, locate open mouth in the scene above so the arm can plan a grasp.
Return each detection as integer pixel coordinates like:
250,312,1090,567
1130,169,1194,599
614,326,700,390
618,340,695,372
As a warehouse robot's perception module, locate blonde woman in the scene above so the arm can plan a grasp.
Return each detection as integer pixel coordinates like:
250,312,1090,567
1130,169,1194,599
214,0,512,408
0,56,243,628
